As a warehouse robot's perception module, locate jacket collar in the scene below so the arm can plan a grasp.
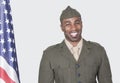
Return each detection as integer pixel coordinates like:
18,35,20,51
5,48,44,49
59,39,91,63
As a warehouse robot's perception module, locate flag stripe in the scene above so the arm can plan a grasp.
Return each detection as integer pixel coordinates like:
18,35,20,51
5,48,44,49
0,78,6,83
0,56,19,83
0,67,15,83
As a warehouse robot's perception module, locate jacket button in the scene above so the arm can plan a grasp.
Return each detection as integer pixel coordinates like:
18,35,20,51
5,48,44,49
76,64,80,68
78,81,81,83
78,73,80,77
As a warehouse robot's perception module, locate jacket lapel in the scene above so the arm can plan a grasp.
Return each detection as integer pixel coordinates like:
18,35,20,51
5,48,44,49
59,39,91,64
59,40,76,63
78,39,91,63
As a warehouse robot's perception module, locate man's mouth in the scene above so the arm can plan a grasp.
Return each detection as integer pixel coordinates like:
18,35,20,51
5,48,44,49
70,32,78,37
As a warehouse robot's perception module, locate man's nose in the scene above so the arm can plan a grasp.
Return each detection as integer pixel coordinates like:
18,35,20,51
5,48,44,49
71,24,77,30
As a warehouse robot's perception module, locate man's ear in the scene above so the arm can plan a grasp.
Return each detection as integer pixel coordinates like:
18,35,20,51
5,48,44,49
60,24,64,32
81,21,83,29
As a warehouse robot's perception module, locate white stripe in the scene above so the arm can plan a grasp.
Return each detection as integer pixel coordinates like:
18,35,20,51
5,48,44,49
0,56,19,83
0,78,5,83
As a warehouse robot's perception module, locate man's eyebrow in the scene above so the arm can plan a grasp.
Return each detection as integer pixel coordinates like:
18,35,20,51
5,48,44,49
75,19,81,22
64,21,71,23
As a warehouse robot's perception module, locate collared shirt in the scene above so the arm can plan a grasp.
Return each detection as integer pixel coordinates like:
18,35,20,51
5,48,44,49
65,38,83,61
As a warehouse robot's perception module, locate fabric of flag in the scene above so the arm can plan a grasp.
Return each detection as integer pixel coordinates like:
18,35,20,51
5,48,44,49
0,0,20,83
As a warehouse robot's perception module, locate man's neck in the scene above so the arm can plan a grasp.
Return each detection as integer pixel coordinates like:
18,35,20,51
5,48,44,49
69,41,79,47
66,38,82,47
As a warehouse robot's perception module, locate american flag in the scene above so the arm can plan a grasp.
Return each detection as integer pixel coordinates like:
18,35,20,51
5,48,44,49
0,0,20,83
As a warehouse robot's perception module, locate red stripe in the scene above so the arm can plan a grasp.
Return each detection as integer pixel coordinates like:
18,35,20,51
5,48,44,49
0,67,15,83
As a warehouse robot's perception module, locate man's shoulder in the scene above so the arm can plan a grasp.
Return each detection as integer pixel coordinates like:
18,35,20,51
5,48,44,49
88,41,102,47
85,39,107,57
84,39,105,50
44,41,63,53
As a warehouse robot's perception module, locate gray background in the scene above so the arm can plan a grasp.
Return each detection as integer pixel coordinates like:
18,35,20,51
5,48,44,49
11,0,120,83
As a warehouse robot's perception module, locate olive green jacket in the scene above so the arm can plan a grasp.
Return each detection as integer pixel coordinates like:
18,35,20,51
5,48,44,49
38,39,112,83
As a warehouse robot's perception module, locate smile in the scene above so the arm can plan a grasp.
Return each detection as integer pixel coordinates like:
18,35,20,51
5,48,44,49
70,32,78,37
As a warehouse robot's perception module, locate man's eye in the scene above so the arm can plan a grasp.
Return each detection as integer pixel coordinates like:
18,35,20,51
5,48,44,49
75,21,80,24
65,23,70,26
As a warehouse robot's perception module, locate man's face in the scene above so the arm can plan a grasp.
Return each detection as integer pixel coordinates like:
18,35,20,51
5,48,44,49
61,17,82,42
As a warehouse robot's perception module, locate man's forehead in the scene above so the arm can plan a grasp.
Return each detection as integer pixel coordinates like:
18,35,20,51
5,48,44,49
62,17,81,22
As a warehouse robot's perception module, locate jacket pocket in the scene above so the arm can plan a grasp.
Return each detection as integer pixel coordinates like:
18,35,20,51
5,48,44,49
54,64,71,83
58,67,71,83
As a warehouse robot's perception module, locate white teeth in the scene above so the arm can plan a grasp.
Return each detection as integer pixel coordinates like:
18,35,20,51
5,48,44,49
70,32,77,37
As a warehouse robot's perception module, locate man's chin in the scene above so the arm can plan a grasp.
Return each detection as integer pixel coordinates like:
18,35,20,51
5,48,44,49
68,38,81,42
71,40,80,42
65,35,81,42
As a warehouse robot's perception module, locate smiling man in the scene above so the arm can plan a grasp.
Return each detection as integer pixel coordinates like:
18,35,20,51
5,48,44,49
38,6,113,83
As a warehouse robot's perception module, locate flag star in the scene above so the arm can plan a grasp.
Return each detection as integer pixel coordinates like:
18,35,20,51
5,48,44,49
6,28,11,33
2,0,6,5
0,30,3,35
10,57,14,62
10,11,12,15
11,30,14,34
11,20,13,25
9,47,13,52
2,48,6,53
4,9,7,14
5,19,9,24
0,39,5,44
14,57,17,62
12,39,15,43
8,38,12,43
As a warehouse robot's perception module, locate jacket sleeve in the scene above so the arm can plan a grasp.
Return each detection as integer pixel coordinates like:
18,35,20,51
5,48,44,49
97,47,113,83
38,51,54,83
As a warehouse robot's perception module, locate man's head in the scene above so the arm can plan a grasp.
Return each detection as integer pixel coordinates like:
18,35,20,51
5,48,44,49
60,6,82,43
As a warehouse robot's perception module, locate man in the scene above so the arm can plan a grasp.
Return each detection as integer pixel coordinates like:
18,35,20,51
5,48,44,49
38,6,112,83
